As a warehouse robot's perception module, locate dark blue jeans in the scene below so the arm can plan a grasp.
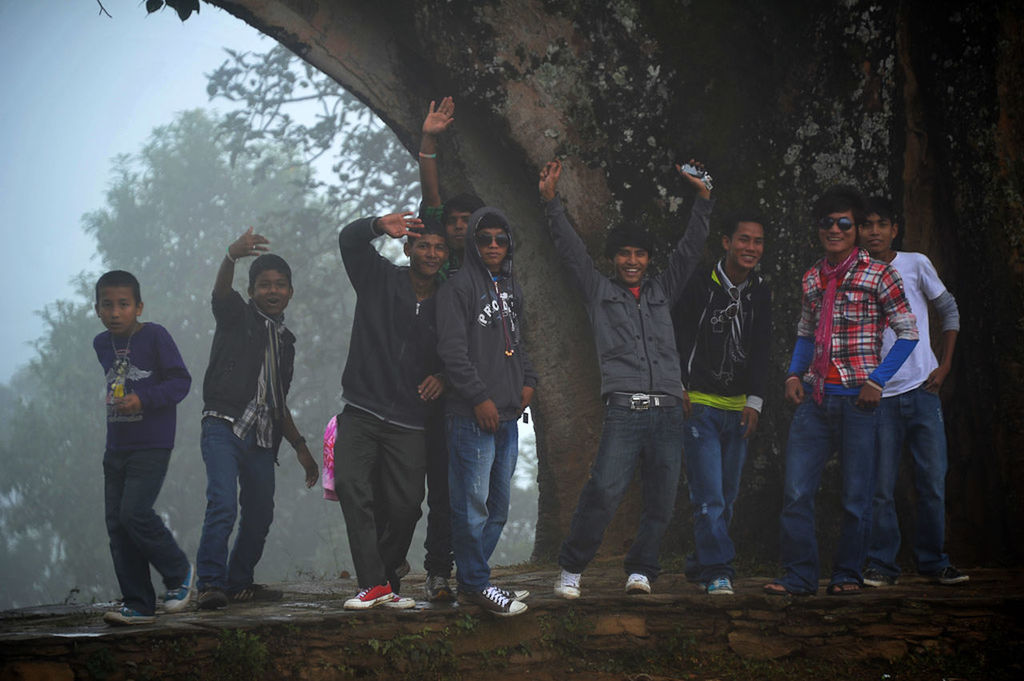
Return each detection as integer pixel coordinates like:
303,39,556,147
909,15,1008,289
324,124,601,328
777,391,878,593
103,448,189,615
559,404,685,580
866,387,950,576
683,404,748,582
446,415,518,593
196,418,276,593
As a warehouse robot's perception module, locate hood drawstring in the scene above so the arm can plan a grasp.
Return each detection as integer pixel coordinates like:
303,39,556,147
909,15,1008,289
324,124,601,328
493,278,515,357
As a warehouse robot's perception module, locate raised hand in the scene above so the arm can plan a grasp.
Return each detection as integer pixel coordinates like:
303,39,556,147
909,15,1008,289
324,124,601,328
227,226,270,261
375,212,424,239
422,97,456,137
675,158,712,199
539,160,562,201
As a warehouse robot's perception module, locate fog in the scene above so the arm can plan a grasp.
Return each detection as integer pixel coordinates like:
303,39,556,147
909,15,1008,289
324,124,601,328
0,3,537,610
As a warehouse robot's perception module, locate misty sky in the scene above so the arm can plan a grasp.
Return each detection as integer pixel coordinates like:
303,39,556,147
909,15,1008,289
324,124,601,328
0,2,268,382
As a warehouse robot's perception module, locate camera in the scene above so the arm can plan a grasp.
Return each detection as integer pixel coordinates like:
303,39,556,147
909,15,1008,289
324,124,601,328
679,163,714,191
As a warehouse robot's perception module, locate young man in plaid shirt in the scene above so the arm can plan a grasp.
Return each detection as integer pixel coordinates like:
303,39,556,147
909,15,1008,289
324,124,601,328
765,185,918,596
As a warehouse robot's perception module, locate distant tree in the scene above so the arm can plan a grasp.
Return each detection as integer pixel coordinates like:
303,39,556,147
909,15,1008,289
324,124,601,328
0,103,411,607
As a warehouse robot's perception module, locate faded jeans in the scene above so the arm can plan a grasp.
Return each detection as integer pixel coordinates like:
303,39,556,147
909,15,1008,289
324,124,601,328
866,387,950,576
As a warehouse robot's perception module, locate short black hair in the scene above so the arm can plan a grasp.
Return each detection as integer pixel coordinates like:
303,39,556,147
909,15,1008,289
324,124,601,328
719,212,768,240
409,215,447,241
812,184,866,224
96,270,141,305
249,254,292,289
864,196,898,223
443,193,485,225
604,226,654,259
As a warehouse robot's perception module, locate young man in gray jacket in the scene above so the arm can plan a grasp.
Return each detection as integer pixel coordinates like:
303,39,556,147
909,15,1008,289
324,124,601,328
436,207,537,616
538,158,712,598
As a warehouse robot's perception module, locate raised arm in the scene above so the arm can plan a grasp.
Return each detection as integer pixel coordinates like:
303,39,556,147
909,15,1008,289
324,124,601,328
418,97,455,208
338,212,423,291
660,160,713,302
215,227,269,298
538,160,604,299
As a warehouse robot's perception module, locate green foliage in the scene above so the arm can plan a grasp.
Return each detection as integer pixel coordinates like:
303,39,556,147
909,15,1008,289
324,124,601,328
212,630,269,681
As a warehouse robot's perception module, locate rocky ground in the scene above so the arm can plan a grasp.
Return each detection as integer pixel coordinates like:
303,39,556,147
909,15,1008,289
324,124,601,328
1,564,1022,680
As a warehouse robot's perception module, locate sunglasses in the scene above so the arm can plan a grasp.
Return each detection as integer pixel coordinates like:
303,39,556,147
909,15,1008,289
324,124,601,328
817,216,855,231
475,232,510,247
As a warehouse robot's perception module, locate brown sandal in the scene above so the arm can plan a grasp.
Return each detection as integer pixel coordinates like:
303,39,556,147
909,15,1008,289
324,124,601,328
826,582,862,595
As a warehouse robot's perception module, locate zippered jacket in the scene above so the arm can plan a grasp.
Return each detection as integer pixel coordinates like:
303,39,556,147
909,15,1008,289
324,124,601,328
436,207,538,421
542,195,711,399
202,291,295,438
672,264,772,402
339,218,442,430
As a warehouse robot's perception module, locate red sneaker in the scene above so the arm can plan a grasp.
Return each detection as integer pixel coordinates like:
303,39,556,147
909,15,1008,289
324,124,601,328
343,583,394,610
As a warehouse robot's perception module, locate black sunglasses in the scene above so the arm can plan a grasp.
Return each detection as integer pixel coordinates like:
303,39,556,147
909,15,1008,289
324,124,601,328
475,232,510,247
818,216,855,231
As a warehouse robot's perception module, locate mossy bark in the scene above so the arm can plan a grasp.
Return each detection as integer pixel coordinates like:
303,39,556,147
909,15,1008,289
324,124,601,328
203,0,1024,567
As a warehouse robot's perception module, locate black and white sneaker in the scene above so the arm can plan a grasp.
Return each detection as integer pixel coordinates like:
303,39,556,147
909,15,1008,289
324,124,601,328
461,585,528,616
862,568,898,587
926,566,969,585
496,586,530,601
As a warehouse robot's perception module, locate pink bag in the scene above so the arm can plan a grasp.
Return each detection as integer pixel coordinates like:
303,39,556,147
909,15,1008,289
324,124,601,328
322,415,338,501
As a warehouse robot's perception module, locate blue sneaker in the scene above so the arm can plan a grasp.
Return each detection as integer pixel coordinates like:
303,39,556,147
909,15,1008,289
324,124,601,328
706,576,734,595
163,563,195,613
104,606,156,626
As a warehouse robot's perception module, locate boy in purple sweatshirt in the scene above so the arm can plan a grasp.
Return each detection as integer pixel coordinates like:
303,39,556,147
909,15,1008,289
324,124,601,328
93,270,193,625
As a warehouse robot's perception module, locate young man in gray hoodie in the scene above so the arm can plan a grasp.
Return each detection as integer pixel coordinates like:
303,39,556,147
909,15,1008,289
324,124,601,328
539,158,712,598
436,207,537,616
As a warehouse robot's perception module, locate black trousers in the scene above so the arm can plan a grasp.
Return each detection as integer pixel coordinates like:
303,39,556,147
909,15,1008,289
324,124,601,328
423,402,454,577
335,406,426,591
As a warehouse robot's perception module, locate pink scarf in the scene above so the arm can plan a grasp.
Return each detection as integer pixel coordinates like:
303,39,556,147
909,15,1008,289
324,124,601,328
809,249,858,404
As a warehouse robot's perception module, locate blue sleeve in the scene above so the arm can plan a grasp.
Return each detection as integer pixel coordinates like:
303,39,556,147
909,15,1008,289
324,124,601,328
868,337,918,387
787,336,814,376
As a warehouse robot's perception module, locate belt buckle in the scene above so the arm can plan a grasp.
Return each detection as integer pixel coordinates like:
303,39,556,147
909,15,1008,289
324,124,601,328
629,393,651,411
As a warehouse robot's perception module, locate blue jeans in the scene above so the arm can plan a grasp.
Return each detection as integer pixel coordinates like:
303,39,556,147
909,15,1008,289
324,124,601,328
777,392,878,593
866,387,950,576
446,414,518,593
196,418,276,593
683,404,748,582
104,448,190,615
559,404,684,580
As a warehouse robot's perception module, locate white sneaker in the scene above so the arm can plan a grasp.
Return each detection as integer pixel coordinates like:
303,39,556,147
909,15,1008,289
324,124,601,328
554,569,581,599
384,594,416,609
625,573,651,594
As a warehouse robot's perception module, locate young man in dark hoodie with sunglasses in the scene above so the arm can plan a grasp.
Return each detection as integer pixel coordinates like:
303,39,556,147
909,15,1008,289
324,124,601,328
436,207,537,616
538,158,712,599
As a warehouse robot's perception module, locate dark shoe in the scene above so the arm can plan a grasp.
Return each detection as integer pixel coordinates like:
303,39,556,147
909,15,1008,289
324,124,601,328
826,581,862,595
229,584,283,602
862,568,898,587
395,560,411,579
197,588,228,610
926,566,969,585
496,586,530,601
425,574,454,602
461,585,527,616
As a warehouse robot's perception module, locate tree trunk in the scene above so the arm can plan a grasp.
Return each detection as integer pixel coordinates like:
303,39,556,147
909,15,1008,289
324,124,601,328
201,0,1024,566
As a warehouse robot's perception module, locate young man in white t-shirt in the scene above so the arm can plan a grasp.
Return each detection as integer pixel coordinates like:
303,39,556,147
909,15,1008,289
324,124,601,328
857,197,967,586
